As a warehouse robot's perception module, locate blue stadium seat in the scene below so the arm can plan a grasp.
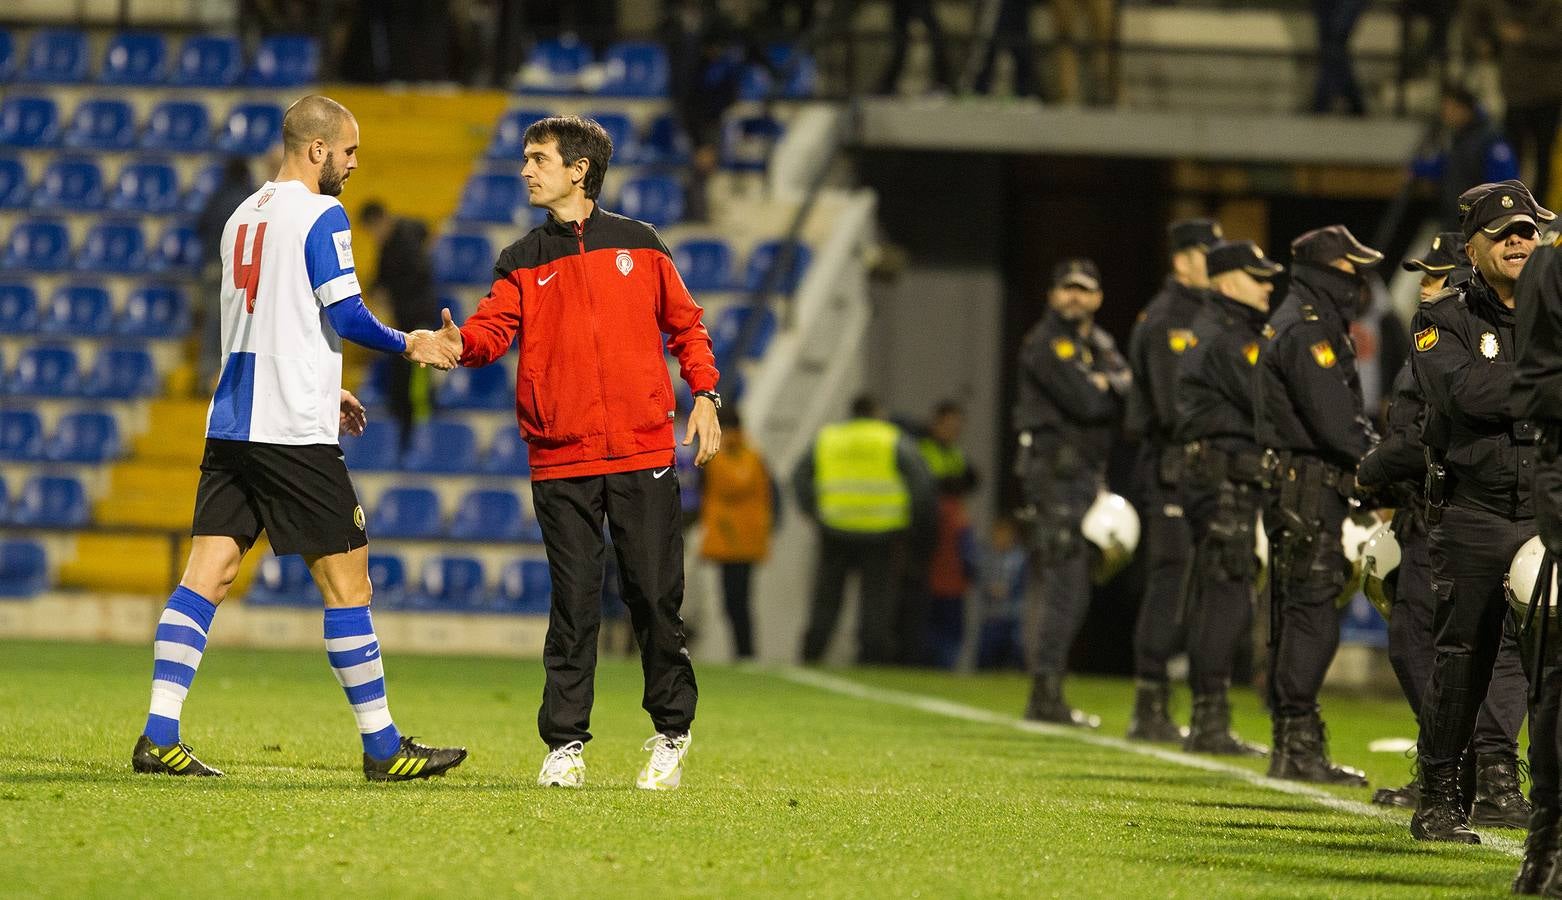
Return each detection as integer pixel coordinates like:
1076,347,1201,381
109,159,180,214
118,284,191,337
743,239,812,294
722,115,784,171
140,101,210,153
352,357,389,407
62,98,136,151
585,111,636,163
495,559,551,613
517,37,592,93
617,174,683,228
673,239,734,292
401,420,478,473
368,554,408,608
638,114,689,165
44,411,120,463
766,43,819,99
4,218,70,271
76,220,148,273
435,363,512,410
415,556,487,610
0,96,61,148
181,161,224,212
455,172,525,224
0,30,14,83
738,64,774,102
150,222,202,273
9,475,88,527
482,427,531,476
711,305,778,361
432,232,494,285
449,489,525,541
0,155,27,208
0,541,48,597
370,487,442,539
0,409,44,461
0,281,38,332
246,554,321,606
31,157,105,211
247,35,319,87
20,29,88,83
100,32,167,85
597,41,669,97
171,35,241,87
216,103,283,155
40,283,113,336
340,420,400,471
82,346,158,398
488,108,552,160
10,344,81,397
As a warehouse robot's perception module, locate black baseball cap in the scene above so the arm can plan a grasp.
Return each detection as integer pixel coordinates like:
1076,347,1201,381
1401,231,1468,274
1458,180,1555,240
1168,218,1222,253
1051,258,1101,291
1291,225,1384,269
1206,240,1283,280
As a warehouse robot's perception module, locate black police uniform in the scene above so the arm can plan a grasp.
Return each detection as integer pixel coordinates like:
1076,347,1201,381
1253,229,1380,787
1014,293,1130,727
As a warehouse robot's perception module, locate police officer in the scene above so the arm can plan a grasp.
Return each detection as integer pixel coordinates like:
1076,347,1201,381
1014,259,1131,727
1254,224,1382,787
1409,180,1547,843
1123,218,1221,742
1172,240,1278,756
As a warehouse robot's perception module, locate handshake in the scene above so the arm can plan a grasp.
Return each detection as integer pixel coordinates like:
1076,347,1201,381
404,308,463,371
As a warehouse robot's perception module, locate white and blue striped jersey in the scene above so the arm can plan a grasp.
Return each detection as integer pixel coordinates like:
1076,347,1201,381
206,180,363,445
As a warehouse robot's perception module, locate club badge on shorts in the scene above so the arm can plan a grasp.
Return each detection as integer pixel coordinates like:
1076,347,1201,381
616,249,633,276
354,505,365,530
1480,332,1500,360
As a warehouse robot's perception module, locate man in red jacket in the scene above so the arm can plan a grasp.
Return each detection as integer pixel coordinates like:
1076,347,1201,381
431,115,720,790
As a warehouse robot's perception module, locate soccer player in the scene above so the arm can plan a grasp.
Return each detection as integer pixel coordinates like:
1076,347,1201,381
131,95,467,782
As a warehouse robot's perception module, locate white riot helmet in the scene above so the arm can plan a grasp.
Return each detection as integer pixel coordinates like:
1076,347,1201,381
1254,511,1269,594
1361,521,1401,620
1082,491,1140,584
1336,514,1376,608
1506,535,1559,618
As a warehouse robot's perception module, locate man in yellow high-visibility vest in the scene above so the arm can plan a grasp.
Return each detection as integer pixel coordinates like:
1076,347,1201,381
794,395,936,663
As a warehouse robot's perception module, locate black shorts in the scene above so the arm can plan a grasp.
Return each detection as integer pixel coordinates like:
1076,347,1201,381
191,439,367,557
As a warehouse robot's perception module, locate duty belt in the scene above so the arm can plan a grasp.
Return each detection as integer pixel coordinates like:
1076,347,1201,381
1184,441,1267,485
1275,453,1354,501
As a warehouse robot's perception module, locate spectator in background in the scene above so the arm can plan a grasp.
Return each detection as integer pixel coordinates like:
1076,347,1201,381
966,514,1027,671
194,158,255,392
663,0,745,223
969,0,1040,99
917,400,978,667
1412,84,1519,230
698,405,777,660
1312,0,1370,115
1463,0,1562,207
1051,0,1121,106
360,201,439,449
878,0,955,96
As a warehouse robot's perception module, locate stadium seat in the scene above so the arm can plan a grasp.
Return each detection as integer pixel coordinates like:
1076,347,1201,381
170,35,241,87
0,409,44,461
44,411,120,463
118,284,191,337
495,559,551,613
401,420,478,473
710,305,778,362
455,172,525,224
247,35,319,87
435,363,512,410
99,32,167,85
516,37,592,93
340,420,400,471
75,220,148,273
585,111,636,163
722,115,784,171
449,489,526,541
367,554,408,608
150,222,202,273
766,43,819,99
638,114,690,165
369,487,442,539
181,161,224,211
597,41,669,97
488,108,552,160
31,157,105,211
431,232,494,286
738,64,774,103
20,29,88,83
0,30,14,83
61,99,136,151
481,427,531,476
673,239,734,292
0,156,27,208
40,283,113,336
82,346,158,398
352,357,389,407
0,541,48,598
216,103,284,155
140,101,210,153
9,475,89,527
108,159,180,214
0,281,38,332
3,218,70,271
743,239,812,294
416,556,487,610
0,96,61,148
617,174,683,228
246,555,321,606
9,344,81,396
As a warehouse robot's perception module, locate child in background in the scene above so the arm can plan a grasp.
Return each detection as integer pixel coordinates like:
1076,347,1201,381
965,514,1027,671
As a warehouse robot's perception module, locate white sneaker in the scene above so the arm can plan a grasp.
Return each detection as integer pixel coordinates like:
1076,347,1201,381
636,732,691,791
537,740,586,787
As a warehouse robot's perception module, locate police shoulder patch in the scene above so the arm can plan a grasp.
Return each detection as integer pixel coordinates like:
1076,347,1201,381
1414,326,1439,352
1261,324,1276,340
1242,342,1260,366
1167,328,1197,354
1310,340,1337,368
1051,337,1076,360
1300,304,1320,322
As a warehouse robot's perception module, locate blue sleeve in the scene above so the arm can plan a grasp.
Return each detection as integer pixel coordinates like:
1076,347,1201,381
1486,138,1519,182
325,296,408,354
304,204,365,308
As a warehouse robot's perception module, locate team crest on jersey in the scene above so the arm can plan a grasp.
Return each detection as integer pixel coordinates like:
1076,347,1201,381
1051,337,1076,360
1415,326,1439,352
255,188,274,209
1242,342,1259,366
1167,329,1197,354
353,505,365,530
1310,340,1337,368
1481,332,1500,359
616,249,633,276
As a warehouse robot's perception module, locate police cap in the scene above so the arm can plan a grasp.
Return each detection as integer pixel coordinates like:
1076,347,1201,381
1401,231,1469,274
1291,224,1384,269
1168,218,1222,253
1206,240,1283,279
1459,179,1556,240
1051,258,1101,291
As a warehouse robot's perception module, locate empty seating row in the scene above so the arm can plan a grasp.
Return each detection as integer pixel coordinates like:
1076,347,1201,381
0,96,283,154
1,155,235,215
0,539,47,597
0,408,122,462
0,282,190,337
0,474,90,527
367,486,543,542
0,344,160,398
248,553,551,614
3,218,203,274
0,31,317,88
343,420,528,475
516,37,815,101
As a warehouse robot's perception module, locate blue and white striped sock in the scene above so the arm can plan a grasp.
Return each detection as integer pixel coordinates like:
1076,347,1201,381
324,605,402,760
143,586,218,746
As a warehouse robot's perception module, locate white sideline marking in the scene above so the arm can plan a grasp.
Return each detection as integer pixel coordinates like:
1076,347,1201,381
774,667,1524,859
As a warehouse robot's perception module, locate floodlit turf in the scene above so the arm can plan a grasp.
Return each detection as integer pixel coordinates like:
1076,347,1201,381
0,640,1528,897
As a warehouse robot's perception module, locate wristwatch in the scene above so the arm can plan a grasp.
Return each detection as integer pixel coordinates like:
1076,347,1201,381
693,390,722,409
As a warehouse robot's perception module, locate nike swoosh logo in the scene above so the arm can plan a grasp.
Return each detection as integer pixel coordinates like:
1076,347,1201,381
652,467,671,479
364,647,379,659
538,272,558,286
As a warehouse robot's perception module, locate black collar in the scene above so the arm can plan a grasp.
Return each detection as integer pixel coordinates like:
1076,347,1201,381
1210,292,1269,331
1463,273,1516,325
542,201,602,236
1289,263,1362,325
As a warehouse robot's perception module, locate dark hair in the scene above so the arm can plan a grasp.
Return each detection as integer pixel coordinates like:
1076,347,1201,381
932,399,964,418
850,395,880,419
223,157,251,183
360,200,387,227
717,404,741,430
523,115,613,200
1440,82,1478,111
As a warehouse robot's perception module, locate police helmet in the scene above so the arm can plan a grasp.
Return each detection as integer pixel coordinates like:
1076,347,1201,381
1082,491,1140,584
1336,514,1376,608
1505,535,1559,617
1361,521,1401,620
1254,511,1269,593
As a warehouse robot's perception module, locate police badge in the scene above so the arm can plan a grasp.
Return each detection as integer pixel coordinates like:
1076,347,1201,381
1480,332,1500,360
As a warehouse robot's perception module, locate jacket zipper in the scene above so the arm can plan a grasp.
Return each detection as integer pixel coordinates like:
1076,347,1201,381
577,218,615,457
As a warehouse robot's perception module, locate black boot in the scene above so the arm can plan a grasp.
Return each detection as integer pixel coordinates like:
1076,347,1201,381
1371,765,1421,809
1472,753,1533,829
1267,712,1369,787
1126,680,1186,742
1515,805,1560,895
1024,674,1100,728
1411,759,1481,844
1183,692,1266,756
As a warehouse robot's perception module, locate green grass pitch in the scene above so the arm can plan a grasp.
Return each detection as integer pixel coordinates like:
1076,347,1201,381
0,640,1529,897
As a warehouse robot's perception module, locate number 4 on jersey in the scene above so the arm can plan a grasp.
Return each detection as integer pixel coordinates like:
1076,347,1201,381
233,223,267,313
